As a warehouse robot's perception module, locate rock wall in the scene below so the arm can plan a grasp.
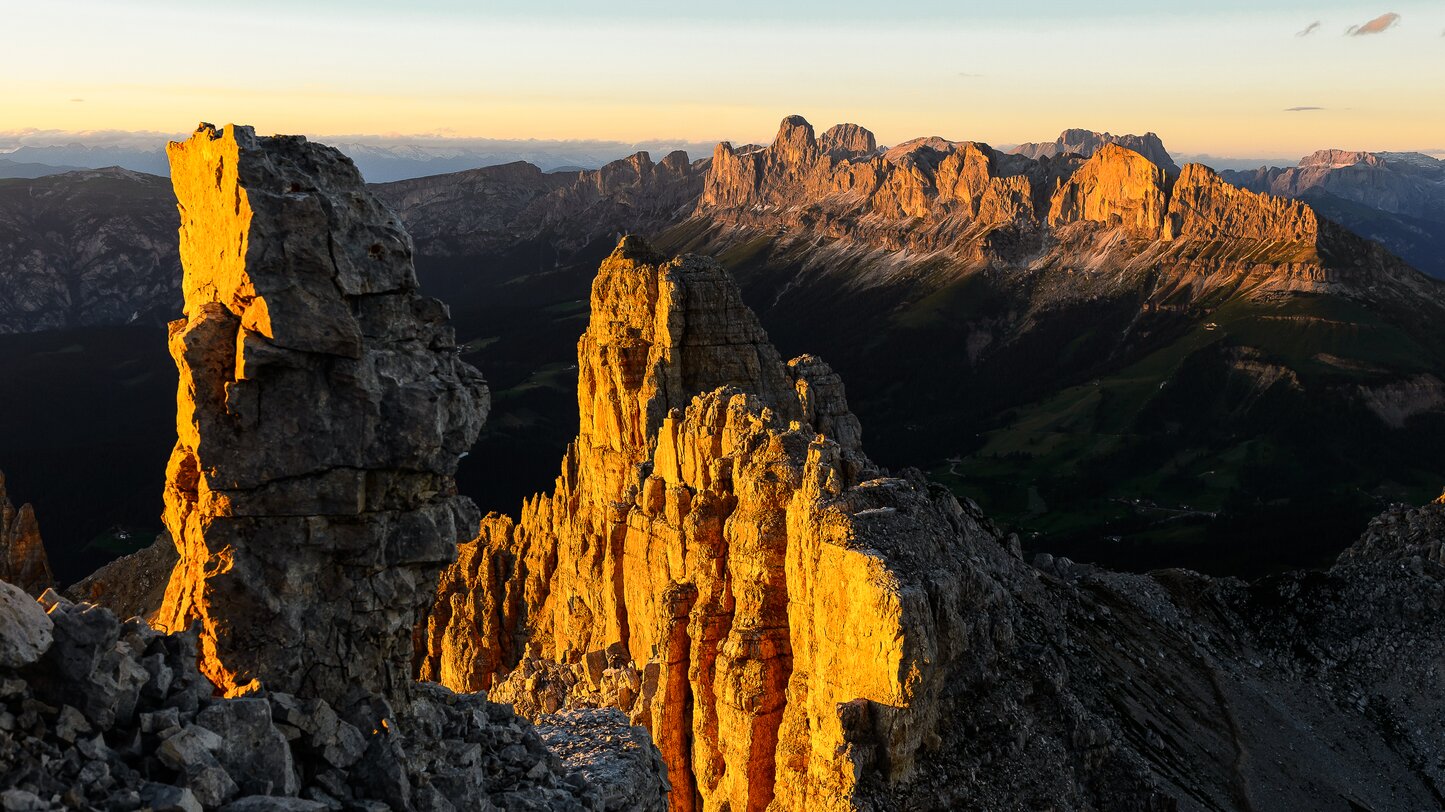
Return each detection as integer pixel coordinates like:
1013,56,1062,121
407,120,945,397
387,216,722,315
0,470,53,597
419,237,1445,811
156,124,490,705
419,238,999,810
1048,143,1170,233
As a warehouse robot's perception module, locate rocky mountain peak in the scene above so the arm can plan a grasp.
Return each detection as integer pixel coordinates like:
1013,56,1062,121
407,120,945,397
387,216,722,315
1166,162,1319,244
1300,148,1384,169
819,122,877,159
1013,128,1179,173
157,122,490,703
0,470,52,597
1048,142,1170,232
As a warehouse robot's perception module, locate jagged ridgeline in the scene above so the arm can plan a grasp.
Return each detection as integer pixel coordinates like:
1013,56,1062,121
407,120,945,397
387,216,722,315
418,239,1445,809
7,116,1445,580
0,125,1442,811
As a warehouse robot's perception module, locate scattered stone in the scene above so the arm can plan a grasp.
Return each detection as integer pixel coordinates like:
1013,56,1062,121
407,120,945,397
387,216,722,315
0,581,51,668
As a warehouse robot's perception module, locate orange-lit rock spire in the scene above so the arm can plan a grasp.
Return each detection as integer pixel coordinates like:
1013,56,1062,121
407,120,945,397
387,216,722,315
420,237,990,810
0,469,53,596
158,123,489,704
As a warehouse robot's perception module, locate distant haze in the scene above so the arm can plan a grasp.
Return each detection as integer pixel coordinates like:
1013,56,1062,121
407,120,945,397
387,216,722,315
5,128,1445,184
3,0,1443,158
0,131,724,182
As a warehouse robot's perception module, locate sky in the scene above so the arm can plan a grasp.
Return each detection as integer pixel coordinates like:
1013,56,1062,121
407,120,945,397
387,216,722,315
2,0,1443,158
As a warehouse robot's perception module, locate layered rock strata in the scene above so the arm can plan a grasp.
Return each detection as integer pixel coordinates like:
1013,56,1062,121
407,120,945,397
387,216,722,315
0,470,53,596
419,238,1001,809
422,239,1445,811
156,123,490,704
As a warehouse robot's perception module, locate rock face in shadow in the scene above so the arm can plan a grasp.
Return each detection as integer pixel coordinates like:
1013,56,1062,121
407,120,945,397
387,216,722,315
156,123,490,704
421,237,1445,811
1011,128,1180,173
0,469,53,596
66,532,178,623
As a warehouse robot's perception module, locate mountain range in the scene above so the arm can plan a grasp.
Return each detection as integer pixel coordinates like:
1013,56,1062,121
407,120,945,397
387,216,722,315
3,119,1445,582
7,123,1444,812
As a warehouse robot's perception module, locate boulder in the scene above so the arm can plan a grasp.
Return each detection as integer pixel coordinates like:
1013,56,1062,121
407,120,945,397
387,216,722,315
0,581,51,668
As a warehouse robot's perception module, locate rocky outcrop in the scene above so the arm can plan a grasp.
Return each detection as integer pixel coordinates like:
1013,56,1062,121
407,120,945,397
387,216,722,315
0,470,53,596
420,237,1445,810
21,123,666,812
1048,143,1170,233
1221,149,1445,278
1225,149,1445,222
66,532,178,623
1164,163,1318,244
420,238,992,810
689,115,1401,295
0,587,631,811
156,123,491,704
1011,128,1180,173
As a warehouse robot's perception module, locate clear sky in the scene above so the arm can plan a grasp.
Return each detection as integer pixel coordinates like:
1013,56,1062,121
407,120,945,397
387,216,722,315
2,0,1442,157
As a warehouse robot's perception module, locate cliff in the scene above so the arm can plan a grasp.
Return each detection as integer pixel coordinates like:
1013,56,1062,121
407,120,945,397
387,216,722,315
126,124,666,810
0,470,52,596
420,238,986,809
156,123,490,703
374,149,704,257
689,115,1391,299
420,238,1445,810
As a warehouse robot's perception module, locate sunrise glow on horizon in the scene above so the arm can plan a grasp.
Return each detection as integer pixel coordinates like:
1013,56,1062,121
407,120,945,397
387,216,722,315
3,0,1444,157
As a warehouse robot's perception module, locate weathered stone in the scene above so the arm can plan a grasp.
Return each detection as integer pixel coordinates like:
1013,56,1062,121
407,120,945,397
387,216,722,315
0,581,51,668
421,239,971,810
65,532,177,622
1048,142,1169,233
218,798,328,812
535,708,670,812
139,784,202,812
0,790,45,812
196,698,297,797
156,124,489,705
0,472,52,597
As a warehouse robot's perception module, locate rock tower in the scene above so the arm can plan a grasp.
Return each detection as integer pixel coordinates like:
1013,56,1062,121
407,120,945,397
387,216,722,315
158,124,490,705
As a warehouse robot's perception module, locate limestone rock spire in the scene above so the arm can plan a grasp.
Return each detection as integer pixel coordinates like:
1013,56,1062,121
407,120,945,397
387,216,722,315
0,470,53,596
157,123,489,705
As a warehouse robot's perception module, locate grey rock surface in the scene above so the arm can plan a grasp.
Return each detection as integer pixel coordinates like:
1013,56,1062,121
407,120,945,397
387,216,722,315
0,581,51,669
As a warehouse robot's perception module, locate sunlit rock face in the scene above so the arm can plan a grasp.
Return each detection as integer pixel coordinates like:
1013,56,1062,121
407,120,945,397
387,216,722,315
157,123,490,704
0,470,53,596
1048,143,1170,233
420,237,993,810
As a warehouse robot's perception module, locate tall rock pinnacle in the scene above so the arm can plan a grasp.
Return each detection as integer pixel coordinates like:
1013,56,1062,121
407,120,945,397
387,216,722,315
420,238,983,810
157,124,490,705
0,470,53,596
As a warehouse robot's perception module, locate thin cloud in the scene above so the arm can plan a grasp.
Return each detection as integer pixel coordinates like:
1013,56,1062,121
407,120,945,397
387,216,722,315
1346,12,1400,36
1285,106,1326,112
957,72,984,78
69,98,84,103
1296,21,1321,37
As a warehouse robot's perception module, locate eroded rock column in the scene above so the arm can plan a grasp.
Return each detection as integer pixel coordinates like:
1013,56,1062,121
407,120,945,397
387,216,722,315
158,124,489,705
